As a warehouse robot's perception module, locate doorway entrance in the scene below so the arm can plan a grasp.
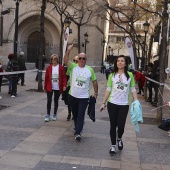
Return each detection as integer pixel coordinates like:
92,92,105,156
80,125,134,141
27,31,42,63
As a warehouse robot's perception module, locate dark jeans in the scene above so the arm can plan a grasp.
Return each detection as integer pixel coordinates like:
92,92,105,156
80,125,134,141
11,77,17,96
100,67,105,74
147,82,158,102
153,85,158,103
138,81,144,94
47,90,60,115
69,95,89,135
0,78,2,91
67,94,72,116
107,102,129,145
105,72,110,80
147,81,152,100
8,78,12,94
18,73,25,85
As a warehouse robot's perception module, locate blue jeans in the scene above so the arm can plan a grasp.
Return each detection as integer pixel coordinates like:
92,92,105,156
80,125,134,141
8,78,13,93
69,95,89,135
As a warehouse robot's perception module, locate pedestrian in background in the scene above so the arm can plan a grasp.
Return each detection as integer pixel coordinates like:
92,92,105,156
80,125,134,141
105,61,111,80
6,53,18,97
100,55,138,156
44,54,67,122
64,44,98,141
145,63,154,102
17,51,27,86
66,56,78,121
134,70,145,96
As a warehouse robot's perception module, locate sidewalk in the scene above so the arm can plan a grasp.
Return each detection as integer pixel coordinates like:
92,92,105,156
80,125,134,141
0,71,169,170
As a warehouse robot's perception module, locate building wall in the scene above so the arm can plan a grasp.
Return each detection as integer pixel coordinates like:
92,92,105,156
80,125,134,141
0,0,107,70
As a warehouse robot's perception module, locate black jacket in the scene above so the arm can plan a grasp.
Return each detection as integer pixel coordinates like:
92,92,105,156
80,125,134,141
87,96,96,122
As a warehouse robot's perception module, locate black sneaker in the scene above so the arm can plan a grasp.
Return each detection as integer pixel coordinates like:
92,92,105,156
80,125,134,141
117,139,123,150
75,134,81,141
146,99,152,102
67,114,71,121
109,145,116,155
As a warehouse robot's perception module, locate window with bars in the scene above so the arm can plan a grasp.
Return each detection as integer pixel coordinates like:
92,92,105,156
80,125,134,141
114,25,126,31
116,37,125,43
134,23,143,31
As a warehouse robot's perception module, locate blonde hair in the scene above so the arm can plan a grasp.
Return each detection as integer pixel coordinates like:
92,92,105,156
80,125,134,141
50,54,59,64
74,56,78,60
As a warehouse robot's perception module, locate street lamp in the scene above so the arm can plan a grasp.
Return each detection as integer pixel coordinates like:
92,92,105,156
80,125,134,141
64,17,71,28
10,0,21,96
64,17,72,33
1,9,10,15
143,21,150,70
84,32,89,53
0,9,11,46
13,0,22,60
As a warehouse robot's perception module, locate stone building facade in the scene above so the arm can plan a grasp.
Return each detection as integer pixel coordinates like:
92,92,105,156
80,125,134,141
0,0,108,69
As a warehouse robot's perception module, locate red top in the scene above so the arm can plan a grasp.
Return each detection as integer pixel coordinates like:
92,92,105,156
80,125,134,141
135,71,146,87
135,71,142,81
44,64,67,94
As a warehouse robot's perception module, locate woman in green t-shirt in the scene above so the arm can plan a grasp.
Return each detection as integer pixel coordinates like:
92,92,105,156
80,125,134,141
100,55,138,156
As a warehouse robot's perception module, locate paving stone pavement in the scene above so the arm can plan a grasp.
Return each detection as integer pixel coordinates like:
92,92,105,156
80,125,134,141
0,71,170,170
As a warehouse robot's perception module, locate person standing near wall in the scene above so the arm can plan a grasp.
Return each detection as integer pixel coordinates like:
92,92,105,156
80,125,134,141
6,54,18,97
17,51,27,86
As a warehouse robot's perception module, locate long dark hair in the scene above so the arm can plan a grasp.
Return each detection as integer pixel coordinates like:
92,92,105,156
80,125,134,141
112,55,129,80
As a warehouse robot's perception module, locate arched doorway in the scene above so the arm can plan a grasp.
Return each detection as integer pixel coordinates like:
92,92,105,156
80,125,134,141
27,31,44,63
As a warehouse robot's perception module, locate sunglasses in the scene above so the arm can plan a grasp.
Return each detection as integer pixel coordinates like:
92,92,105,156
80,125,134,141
78,57,86,61
73,60,78,63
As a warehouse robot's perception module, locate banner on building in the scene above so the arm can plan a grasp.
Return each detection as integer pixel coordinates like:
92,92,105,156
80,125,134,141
0,16,3,46
125,37,135,70
62,27,70,64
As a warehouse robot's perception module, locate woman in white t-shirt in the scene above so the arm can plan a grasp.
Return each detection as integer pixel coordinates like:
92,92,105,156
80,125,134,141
100,55,138,156
44,54,67,122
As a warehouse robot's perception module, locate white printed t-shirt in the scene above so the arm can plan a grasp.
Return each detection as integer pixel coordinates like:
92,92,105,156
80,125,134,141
68,62,96,98
52,65,59,90
107,72,135,105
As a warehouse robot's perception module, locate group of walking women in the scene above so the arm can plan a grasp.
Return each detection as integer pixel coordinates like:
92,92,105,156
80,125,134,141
43,47,138,156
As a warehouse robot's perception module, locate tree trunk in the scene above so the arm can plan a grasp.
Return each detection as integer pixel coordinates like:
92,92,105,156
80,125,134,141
38,0,46,92
147,34,154,64
156,1,168,123
59,15,64,64
78,24,81,53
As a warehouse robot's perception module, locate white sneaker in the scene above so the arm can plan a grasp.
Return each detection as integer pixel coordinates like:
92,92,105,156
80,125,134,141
109,145,116,155
11,95,15,98
0,96,2,99
52,114,57,121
